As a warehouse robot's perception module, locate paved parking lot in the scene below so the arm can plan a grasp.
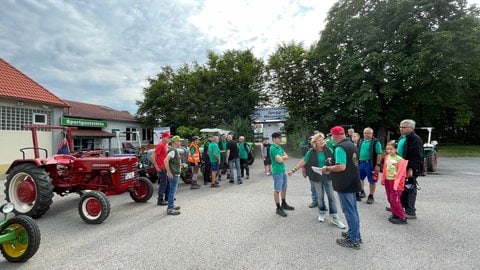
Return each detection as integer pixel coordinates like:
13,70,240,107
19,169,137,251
0,156,479,269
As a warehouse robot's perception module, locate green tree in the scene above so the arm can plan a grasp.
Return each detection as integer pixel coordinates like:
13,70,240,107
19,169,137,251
267,42,322,148
137,49,268,133
311,0,480,142
229,116,254,142
206,49,268,124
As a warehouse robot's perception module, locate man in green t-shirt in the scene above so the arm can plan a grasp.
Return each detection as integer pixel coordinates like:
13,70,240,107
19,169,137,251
269,132,294,217
218,134,228,179
208,136,221,188
357,127,383,204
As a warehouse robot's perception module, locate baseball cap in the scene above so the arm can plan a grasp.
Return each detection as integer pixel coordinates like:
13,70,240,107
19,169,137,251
330,126,345,136
192,136,200,140
161,131,172,138
171,135,182,142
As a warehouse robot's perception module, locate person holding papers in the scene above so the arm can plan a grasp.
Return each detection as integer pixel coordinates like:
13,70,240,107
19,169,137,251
288,132,346,229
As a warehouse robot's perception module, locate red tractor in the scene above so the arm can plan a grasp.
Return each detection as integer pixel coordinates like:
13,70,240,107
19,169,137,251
4,125,154,224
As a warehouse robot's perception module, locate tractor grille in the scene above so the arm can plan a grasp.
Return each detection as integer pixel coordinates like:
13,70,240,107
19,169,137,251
117,162,137,186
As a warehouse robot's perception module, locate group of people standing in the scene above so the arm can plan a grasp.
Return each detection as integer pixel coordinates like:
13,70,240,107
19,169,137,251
151,132,254,215
274,119,424,250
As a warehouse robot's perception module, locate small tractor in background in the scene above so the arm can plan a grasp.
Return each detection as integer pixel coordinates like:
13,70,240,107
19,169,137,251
114,130,158,183
420,127,438,173
4,125,154,224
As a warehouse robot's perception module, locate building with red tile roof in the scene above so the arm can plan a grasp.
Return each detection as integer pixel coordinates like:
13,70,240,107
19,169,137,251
64,100,137,122
0,58,149,172
0,58,69,108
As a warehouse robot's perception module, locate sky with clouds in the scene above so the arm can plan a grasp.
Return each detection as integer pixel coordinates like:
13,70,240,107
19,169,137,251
1,0,479,115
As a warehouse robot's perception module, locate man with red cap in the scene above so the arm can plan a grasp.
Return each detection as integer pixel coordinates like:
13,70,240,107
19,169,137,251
322,126,362,249
152,131,172,205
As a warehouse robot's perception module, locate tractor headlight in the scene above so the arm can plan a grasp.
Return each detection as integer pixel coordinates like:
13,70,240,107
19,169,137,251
109,167,116,174
2,203,15,214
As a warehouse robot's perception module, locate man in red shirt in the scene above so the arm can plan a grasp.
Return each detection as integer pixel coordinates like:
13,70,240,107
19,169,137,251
151,131,172,205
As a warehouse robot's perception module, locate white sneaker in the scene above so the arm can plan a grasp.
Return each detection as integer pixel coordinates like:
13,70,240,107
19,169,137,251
332,216,346,229
318,213,326,222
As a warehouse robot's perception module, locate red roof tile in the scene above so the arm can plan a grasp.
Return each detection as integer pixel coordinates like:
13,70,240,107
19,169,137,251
0,58,69,107
64,100,137,122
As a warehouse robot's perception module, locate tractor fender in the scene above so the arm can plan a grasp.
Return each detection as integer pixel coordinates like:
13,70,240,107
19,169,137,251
6,160,45,174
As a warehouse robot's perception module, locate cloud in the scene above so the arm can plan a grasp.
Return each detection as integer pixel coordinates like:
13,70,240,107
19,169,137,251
2,0,477,114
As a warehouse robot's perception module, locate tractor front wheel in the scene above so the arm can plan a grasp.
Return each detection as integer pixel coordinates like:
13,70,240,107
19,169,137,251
5,163,54,218
78,191,110,224
0,215,41,262
129,177,153,202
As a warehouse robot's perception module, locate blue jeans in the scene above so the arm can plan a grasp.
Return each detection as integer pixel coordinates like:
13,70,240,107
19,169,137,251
167,175,179,209
310,182,318,203
338,192,361,242
157,170,169,200
228,158,241,181
311,176,338,215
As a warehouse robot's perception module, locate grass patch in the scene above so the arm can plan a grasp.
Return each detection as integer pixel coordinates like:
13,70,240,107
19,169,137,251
437,145,480,157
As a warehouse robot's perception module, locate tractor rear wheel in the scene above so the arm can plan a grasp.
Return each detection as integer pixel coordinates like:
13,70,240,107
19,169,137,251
129,177,153,202
78,191,110,224
426,150,438,172
0,215,41,262
5,163,54,218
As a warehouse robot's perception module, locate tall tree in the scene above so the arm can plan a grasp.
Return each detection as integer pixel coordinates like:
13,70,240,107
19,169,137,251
267,42,322,131
206,49,267,124
136,49,267,132
311,0,480,142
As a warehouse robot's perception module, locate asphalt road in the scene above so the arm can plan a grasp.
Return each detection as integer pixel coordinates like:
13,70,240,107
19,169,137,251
0,156,479,270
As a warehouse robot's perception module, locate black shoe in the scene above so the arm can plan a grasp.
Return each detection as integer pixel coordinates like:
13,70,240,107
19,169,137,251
366,195,374,204
211,183,219,188
359,189,366,198
356,193,362,201
276,208,288,217
157,199,168,206
246,175,249,179
238,180,243,184
204,181,208,185
341,232,363,244
229,180,234,184
308,202,318,208
405,213,417,219
336,238,360,250
281,203,295,211
389,216,407,224
386,206,391,212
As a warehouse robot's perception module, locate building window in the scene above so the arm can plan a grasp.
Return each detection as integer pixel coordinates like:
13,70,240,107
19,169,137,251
0,105,51,130
126,127,138,141
142,128,153,143
33,113,47,125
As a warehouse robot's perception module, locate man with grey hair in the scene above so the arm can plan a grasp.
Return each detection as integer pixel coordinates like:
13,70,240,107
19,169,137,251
357,127,383,204
397,119,424,219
